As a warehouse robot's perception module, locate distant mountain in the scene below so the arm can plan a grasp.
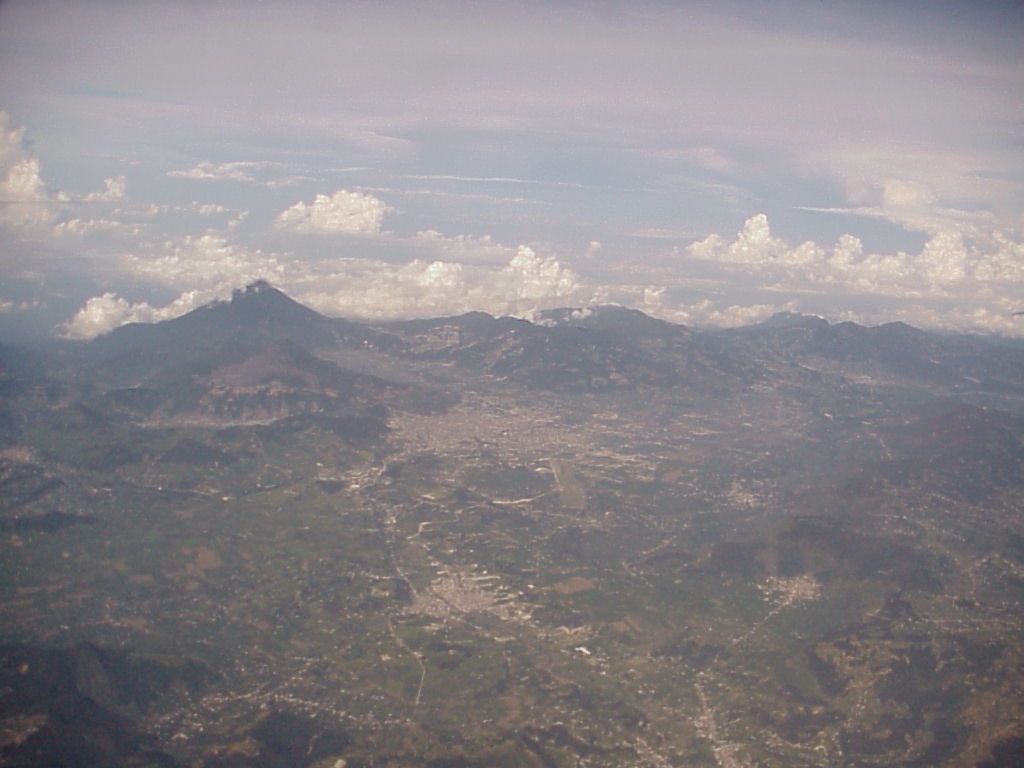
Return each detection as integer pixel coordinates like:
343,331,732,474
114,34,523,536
88,281,401,381
74,282,402,393
45,284,1024,401
725,312,1024,395
387,306,753,393
387,302,1024,397
537,304,685,338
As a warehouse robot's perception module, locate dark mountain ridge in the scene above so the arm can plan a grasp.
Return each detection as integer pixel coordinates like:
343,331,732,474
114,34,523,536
5,284,1024,406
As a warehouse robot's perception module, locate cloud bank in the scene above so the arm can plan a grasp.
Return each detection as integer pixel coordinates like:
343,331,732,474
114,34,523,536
686,213,1024,297
58,213,1024,339
61,239,590,339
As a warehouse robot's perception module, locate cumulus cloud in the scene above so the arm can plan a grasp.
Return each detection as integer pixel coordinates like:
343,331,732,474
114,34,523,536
60,289,218,340
413,229,514,264
60,229,287,339
275,189,386,236
689,214,788,265
61,293,161,339
299,245,585,320
1,113,133,233
56,202,1024,342
83,175,126,202
687,213,1024,294
126,232,284,288
0,111,56,230
504,246,580,302
55,229,282,339
680,213,1024,334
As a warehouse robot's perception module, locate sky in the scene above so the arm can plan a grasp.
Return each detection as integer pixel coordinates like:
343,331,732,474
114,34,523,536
0,0,1022,340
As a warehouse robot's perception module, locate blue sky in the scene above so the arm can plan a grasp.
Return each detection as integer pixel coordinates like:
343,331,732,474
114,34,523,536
1,0,1022,339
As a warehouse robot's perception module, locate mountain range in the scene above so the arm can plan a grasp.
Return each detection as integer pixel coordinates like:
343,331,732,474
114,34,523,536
21,279,1022,403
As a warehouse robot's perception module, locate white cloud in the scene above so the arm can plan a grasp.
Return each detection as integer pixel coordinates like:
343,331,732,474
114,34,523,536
60,230,285,339
113,201,239,221
168,161,266,183
167,161,301,187
880,179,935,209
275,189,386,236
503,246,580,302
195,202,229,216
801,176,999,238
806,142,1021,231
0,111,56,230
55,201,1024,342
688,214,779,264
52,218,137,237
685,213,1023,292
1,116,130,234
126,232,284,288
45,234,277,336
83,175,126,202
680,213,1024,333
413,229,515,264
63,240,589,339
60,289,218,340
60,293,156,339
675,299,797,328
0,298,42,314
299,245,585,320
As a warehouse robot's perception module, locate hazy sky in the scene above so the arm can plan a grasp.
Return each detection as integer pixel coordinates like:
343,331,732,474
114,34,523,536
1,0,1022,339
